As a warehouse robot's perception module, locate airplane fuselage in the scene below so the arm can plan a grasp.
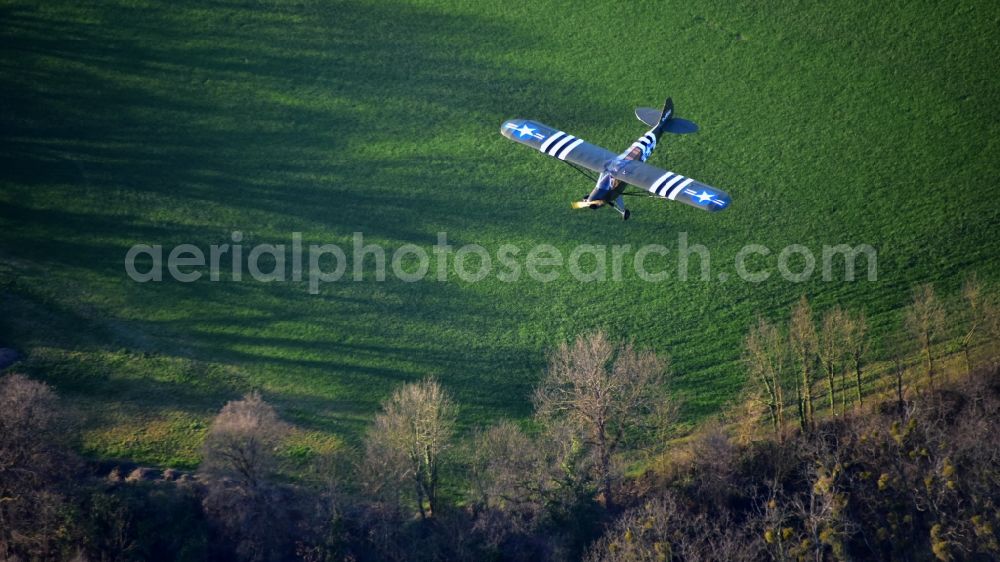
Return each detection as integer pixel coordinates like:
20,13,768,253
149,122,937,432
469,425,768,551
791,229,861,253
581,148,644,216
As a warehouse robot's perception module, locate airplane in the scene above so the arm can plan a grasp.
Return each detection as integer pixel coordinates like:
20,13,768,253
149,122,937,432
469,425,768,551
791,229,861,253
500,98,730,220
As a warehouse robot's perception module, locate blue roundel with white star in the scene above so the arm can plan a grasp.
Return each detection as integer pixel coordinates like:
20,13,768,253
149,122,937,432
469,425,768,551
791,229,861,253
514,124,540,139
501,120,552,144
681,186,729,210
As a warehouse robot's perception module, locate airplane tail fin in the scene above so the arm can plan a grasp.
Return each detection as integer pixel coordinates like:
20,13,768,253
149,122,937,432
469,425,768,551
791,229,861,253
651,97,674,137
635,99,700,134
659,97,674,124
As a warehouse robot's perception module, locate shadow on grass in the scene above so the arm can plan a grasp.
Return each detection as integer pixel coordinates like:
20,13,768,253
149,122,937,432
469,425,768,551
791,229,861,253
0,0,613,446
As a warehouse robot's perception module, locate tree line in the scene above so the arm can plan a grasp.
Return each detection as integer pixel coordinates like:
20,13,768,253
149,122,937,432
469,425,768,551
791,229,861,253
1,276,998,561
745,275,999,441
0,330,675,561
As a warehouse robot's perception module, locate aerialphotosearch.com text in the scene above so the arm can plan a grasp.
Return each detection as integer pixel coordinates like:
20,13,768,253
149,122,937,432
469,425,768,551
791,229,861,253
124,232,877,294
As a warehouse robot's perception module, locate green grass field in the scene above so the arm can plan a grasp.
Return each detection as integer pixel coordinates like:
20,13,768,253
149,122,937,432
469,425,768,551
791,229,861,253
2,0,999,468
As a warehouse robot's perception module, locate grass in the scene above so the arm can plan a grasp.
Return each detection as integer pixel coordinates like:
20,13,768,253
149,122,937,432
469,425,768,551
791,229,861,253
1,0,999,468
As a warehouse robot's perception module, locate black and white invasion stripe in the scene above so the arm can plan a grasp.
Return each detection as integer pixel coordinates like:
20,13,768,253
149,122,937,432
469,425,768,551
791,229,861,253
539,131,585,160
628,131,657,159
648,171,678,197
668,178,694,199
647,172,696,199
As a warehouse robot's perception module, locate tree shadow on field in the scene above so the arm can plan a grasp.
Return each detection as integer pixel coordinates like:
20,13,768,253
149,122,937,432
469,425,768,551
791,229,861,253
0,0,599,439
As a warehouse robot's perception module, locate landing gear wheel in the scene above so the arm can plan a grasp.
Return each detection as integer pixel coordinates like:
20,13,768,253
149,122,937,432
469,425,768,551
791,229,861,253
623,209,631,221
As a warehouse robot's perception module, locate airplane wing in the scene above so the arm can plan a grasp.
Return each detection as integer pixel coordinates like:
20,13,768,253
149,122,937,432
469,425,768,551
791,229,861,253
500,119,616,174
604,157,730,212
500,118,730,212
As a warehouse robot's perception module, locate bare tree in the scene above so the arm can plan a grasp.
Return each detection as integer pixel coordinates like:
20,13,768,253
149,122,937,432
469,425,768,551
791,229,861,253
842,310,870,408
887,331,909,418
201,391,288,489
744,316,787,438
0,374,74,560
904,283,946,387
360,423,409,509
534,330,669,511
468,421,537,513
364,378,456,519
467,418,596,543
466,421,544,548
817,306,846,416
200,392,290,562
789,296,818,431
959,273,989,374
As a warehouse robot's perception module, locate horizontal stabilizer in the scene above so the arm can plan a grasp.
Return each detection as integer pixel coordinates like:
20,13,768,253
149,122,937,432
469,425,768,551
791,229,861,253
634,107,699,134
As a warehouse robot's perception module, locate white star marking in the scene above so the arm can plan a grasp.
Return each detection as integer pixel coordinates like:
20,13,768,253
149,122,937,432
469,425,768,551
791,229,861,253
695,190,714,203
516,124,536,137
